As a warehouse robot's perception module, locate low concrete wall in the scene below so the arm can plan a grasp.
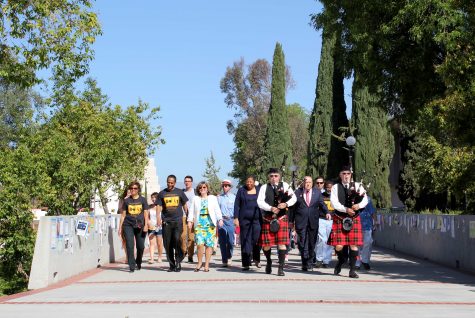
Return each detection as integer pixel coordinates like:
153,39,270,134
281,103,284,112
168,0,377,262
28,215,125,290
374,213,475,274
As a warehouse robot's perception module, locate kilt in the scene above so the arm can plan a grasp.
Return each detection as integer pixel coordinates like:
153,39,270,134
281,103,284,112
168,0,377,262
328,215,363,246
259,216,289,247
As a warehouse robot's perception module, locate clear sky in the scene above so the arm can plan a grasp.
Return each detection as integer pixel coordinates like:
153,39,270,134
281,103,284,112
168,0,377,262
87,0,350,187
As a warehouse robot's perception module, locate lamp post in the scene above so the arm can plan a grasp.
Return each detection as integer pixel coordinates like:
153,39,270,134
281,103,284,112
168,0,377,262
345,135,356,181
289,164,298,190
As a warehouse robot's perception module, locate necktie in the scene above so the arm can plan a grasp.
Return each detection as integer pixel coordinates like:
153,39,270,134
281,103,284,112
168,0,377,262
305,190,310,206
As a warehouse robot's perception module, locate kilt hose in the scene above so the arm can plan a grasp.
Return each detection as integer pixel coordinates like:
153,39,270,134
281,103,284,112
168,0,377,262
328,215,363,246
260,216,289,247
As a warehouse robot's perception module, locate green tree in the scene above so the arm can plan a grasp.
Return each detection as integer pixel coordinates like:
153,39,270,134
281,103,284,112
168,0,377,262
0,145,51,295
220,58,295,184
313,0,475,211
307,30,348,179
287,103,310,174
203,151,221,195
351,77,394,208
0,0,102,88
0,81,43,149
263,43,293,181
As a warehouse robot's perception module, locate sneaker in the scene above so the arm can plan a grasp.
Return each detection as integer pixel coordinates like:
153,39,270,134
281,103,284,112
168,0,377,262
314,261,323,268
228,258,233,266
362,262,371,270
285,254,289,261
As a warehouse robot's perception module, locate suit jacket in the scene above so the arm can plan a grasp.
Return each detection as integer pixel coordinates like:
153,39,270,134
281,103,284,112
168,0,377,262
289,188,328,230
187,195,223,226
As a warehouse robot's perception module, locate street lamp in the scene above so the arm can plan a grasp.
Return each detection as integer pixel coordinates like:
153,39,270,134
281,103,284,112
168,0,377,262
345,136,356,181
289,164,298,190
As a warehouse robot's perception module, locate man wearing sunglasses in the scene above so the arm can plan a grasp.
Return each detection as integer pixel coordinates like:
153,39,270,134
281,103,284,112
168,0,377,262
328,166,368,278
257,168,296,276
217,179,236,267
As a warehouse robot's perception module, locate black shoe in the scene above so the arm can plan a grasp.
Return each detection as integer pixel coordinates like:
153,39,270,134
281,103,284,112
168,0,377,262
129,268,135,273
265,262,272,274
362,262,371,270
355,265,361,270
322,264,329,268
136,263,141,270
302,266,308,272
277,266,285,276
334,262,343,275
242,266,250,271
188,257,193,263
175,263,181,272
167,267,175,272
349,270,359,279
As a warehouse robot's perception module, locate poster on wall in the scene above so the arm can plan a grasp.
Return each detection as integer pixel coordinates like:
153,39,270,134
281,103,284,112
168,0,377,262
76,220,89,237
469,221,475,239
50,218,57,250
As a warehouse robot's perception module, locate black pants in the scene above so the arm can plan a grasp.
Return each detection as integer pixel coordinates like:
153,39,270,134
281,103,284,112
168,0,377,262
123,225,146,270
242,244,262,267
162,219,184,269
296,224,318,267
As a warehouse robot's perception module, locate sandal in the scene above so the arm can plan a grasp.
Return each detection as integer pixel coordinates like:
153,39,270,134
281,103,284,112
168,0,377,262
148,260,154,264
204,268,209,272
194,266,202,272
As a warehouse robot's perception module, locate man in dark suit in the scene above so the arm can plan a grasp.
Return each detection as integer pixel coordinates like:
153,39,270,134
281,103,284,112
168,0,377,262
289,176,330,271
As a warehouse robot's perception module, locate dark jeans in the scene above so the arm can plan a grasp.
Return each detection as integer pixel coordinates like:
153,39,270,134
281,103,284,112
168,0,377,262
162,219,184,269
242,244,262,267
123,225,146,270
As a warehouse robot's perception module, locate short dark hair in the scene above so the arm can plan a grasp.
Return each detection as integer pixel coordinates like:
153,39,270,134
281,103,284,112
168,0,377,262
324,180,334,187
267,168,280,175
151,192,159,198
184,175,193,182
340,166,352,173
246,175,256,182
167,174,177,182
315,176,325,182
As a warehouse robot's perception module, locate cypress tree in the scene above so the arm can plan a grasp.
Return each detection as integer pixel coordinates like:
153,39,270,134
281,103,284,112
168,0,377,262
351,76,394,208
263,43,293,181
307,30,348,179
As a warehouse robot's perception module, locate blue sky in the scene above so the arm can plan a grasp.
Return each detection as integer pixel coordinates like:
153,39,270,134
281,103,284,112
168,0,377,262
86,0,350,187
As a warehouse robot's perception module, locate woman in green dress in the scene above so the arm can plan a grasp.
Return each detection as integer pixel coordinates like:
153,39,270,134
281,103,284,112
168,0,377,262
187,181,224,272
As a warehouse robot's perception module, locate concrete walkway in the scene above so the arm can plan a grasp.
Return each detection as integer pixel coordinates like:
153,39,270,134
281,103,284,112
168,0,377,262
1,247,475,317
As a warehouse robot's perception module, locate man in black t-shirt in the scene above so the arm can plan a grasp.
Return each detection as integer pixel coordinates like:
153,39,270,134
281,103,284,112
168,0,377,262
156,174,189,272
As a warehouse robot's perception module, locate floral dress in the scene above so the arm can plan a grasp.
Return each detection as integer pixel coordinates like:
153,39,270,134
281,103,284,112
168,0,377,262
194,198,216,247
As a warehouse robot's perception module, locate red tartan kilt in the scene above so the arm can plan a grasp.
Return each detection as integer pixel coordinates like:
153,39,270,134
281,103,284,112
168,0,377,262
259,216,289,247
328,215,363,246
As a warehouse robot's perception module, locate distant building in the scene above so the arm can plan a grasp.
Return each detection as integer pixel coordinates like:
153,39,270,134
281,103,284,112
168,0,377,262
92,158,161,214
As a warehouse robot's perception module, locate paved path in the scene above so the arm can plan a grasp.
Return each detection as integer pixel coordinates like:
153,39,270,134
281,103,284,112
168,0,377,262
1,247,475,317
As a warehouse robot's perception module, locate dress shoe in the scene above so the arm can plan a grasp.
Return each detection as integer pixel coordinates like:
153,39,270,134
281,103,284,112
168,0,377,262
349,270,359,279
188,257,193,263
321,264,329,268
175,263,181,272
242,266,250,271
221,262,228,268
302,266,308,272
362,262,371,270
254,261,261,268
334,263,343,275
167,267,175,272
136,263,141,270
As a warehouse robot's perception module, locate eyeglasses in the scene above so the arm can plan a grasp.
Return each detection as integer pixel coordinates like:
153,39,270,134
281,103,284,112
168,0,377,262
129,187,139,190
269,174,279,177
199,186,208,190
316,182,324,184
184,180,192,183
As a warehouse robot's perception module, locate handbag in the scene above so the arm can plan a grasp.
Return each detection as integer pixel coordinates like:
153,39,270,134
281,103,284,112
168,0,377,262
269,218,280,233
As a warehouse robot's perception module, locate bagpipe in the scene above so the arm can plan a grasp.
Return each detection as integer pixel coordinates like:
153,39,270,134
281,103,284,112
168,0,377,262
264,183,294,233
334,179,370,232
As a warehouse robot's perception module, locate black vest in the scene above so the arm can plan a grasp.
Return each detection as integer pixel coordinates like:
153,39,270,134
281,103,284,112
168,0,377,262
265,182,283,207
336,183,352,208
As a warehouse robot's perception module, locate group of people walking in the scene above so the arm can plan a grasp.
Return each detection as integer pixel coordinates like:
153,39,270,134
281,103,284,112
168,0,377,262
118,165,376,278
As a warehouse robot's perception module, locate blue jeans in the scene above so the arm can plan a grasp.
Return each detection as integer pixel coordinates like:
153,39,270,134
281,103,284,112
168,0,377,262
316,218,333,264
218,218,235,263
356,230,373,266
